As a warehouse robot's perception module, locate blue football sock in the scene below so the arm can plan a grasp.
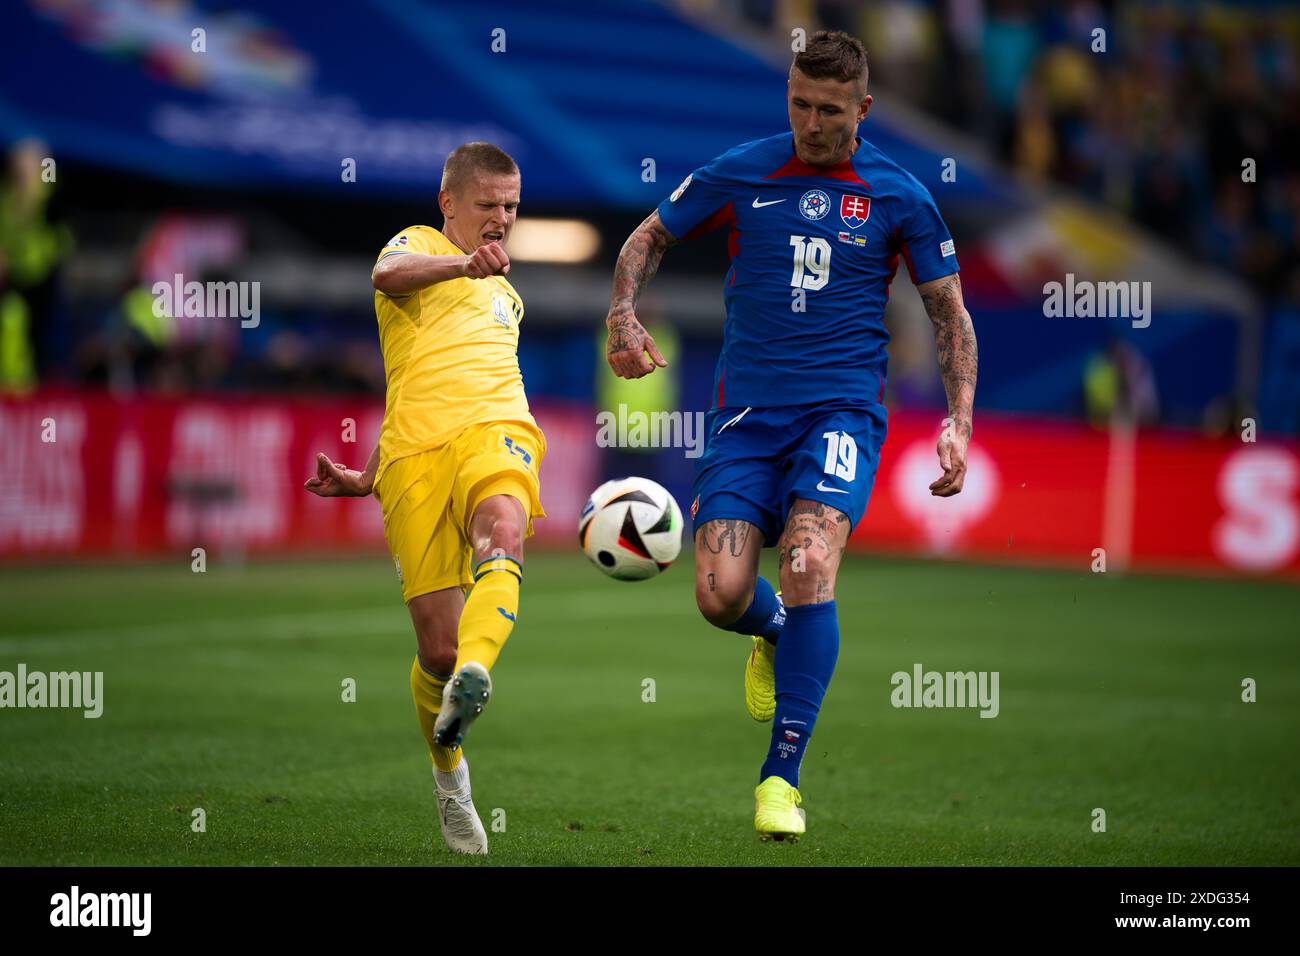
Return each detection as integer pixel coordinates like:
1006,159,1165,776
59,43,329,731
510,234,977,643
719,576,785,643
760,600,839,788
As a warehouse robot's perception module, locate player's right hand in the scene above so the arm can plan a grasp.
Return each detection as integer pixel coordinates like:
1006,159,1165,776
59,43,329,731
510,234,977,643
304,452,373,497
463,241,510,279
605,311,668,379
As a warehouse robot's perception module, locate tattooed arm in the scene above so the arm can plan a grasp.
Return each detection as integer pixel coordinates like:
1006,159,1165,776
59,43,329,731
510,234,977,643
605,210,678,379
916,272,978,497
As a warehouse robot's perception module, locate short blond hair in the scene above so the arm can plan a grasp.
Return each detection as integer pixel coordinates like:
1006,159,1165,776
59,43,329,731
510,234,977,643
440,142,519,194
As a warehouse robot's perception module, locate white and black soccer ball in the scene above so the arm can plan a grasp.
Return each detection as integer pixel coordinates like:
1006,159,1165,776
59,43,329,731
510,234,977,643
579,477,683,580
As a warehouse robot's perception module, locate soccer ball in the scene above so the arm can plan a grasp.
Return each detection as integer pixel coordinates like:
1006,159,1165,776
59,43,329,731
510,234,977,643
579,477,683,580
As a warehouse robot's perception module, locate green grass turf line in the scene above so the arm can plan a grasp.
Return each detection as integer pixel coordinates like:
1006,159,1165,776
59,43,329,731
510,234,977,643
1,553,1296,866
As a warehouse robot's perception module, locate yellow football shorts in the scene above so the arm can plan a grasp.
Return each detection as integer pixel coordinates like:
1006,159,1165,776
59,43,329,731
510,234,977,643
374,420,546,603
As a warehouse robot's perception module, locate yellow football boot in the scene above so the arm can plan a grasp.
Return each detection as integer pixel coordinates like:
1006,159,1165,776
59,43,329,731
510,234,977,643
744,635,777,721
754,775,805,842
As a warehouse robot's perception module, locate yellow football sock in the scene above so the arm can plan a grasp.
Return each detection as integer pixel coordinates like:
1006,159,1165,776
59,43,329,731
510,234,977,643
409,656,461,772
455,555,522,673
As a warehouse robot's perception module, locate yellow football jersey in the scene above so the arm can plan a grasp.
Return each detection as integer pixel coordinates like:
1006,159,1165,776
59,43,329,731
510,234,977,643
372,225,539,486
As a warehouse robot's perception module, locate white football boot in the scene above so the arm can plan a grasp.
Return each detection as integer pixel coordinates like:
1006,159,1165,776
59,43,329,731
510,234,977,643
434,757,488,855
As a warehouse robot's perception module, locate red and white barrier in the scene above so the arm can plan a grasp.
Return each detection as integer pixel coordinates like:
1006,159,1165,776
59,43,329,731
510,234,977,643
858,412,1300,578
2,393,1297,578
0,391,596,558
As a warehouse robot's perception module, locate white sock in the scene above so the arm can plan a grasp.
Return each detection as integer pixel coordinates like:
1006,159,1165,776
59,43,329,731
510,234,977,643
435,757,470,793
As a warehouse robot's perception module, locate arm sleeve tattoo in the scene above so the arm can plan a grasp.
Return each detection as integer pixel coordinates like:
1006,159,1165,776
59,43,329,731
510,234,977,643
606,211,677,353
919,273,978,440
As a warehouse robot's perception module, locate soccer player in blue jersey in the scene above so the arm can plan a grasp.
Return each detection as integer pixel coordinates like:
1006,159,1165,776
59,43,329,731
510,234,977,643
604,31,978,841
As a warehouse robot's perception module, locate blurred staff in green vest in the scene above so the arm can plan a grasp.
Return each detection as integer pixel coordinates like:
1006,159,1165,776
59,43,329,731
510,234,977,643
596,311,681,484
0,138,73,394
1083,337,1160,428
71,272,185,394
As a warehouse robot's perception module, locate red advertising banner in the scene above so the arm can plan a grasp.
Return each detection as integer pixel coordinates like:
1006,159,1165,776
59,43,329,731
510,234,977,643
2,392,1297,578
0,391,597,558
855,413,1300,578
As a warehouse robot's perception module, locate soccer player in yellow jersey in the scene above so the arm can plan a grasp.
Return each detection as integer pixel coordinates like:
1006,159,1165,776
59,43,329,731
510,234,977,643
304,142,545,855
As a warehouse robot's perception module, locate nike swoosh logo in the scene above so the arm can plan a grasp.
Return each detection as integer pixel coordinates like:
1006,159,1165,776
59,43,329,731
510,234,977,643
815,481,849,494
752,198,786,208
780,718,807,726
497,607,516,622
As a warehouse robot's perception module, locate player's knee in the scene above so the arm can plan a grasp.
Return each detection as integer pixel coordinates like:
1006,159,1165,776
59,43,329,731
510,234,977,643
777,540,835,597
695,577,752,628
415,630,457,676
473,495,526,560
410,611,458,675
486,520,523,561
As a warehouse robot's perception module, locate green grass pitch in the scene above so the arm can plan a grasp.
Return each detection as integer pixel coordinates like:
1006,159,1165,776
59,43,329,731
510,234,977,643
1,552,1297,866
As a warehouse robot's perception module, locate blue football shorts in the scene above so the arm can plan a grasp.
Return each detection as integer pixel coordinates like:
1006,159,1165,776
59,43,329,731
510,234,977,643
689,398,888,545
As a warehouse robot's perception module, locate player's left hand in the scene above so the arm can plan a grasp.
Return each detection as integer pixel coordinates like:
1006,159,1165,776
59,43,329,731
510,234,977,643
304,452,373,497
930,418,968,497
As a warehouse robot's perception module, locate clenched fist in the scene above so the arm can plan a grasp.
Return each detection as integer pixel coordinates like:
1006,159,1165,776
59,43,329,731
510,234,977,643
463,241,510,279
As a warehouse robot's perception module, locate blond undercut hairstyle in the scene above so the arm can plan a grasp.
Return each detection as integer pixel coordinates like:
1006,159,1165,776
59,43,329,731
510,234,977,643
440,142,519,195
792,30,869,97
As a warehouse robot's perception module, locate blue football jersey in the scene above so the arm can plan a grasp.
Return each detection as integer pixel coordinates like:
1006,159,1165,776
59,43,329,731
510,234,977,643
656,131,959,408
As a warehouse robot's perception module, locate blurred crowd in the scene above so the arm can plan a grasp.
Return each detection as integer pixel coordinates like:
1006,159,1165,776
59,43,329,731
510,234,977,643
717,0,1300,302
0,139,382,397
7,1,1300,434
696,0,1300,431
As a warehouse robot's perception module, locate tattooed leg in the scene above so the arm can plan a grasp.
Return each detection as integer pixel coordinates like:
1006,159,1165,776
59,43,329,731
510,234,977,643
694,518,764,627
776,500,851,606
760,500,849,791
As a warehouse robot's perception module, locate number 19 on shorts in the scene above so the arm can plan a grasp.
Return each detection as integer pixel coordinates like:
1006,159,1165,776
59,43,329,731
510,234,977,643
822,430,858,481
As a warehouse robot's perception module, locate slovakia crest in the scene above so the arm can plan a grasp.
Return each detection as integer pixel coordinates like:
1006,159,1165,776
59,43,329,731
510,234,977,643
840,194,870,229
799,189,831,220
